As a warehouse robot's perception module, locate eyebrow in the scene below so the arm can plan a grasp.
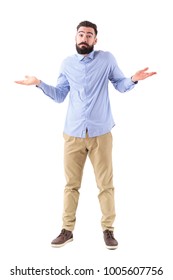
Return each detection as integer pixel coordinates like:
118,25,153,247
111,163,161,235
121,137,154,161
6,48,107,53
78,31,94,35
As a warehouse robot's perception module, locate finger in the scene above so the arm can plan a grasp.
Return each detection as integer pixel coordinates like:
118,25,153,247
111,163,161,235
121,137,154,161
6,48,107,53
14,80,24,84
148,72,157,76
141,67,149,72
14,80,29,84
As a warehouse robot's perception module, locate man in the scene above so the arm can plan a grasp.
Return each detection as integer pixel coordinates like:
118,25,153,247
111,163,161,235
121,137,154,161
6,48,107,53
15,20,156,250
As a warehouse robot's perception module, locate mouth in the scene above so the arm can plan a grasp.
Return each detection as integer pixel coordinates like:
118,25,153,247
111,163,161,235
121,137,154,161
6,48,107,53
79,43,89,47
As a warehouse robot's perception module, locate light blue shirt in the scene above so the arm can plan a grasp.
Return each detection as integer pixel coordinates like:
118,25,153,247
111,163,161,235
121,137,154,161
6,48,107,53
38,50,137,138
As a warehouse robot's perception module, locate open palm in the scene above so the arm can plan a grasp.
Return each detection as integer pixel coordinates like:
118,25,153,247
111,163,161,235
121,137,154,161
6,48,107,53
15,75,40,86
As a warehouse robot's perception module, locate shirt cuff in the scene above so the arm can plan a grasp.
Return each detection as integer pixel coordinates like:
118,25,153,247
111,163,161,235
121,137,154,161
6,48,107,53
131,77,138,84
36,80,43,88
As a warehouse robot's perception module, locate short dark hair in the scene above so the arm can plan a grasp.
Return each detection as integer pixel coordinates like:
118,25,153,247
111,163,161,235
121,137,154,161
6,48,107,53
77,20,98,36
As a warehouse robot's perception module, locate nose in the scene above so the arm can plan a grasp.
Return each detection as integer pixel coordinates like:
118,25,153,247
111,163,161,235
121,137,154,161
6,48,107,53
82,34,87,42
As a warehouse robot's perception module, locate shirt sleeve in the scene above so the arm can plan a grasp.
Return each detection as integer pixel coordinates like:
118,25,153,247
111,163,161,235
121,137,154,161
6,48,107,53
37,64,70,103
108,53,137,93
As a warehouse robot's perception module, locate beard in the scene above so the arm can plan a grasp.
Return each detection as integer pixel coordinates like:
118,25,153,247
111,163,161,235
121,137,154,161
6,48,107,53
76,43,94,55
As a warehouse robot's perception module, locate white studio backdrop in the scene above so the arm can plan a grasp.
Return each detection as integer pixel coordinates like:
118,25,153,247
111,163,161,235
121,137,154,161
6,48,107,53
0,0,172,279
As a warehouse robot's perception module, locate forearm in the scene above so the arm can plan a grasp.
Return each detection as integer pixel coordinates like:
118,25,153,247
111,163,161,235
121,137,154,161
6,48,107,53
37,81,68,103
109,59,138,93
113,77,137,93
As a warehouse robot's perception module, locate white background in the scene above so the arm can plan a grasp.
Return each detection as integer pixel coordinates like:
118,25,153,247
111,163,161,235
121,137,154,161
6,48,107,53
0,0,173,279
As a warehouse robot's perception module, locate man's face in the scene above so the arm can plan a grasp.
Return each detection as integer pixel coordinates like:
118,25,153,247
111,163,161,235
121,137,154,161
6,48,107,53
75,26,97,55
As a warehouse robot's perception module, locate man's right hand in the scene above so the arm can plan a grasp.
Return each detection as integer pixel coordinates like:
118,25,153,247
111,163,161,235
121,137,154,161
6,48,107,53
14,75,41,86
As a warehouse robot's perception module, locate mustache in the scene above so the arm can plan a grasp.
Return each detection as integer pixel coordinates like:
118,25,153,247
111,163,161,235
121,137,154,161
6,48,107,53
78,42,89,47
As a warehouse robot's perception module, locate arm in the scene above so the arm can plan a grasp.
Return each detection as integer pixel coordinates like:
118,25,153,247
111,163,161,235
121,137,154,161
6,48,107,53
108,53,157,93
15,73,70,103
37,73,70,103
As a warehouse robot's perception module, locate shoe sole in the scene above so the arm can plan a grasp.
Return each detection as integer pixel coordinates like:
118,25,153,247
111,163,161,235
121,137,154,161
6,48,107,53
51,238,73,248
106,244,118,250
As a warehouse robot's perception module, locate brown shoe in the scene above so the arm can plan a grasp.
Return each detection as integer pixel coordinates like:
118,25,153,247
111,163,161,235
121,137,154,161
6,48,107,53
103,230,118,250
51,229,73,248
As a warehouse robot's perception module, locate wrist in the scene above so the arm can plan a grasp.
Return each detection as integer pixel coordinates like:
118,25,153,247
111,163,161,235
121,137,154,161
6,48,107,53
131,76,138,84
36,79,41,86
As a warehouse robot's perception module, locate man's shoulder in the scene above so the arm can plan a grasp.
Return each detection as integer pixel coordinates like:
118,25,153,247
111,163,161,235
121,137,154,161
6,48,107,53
94,51,117,67
95,50,115,59
62,54,76,63
60,54,77,70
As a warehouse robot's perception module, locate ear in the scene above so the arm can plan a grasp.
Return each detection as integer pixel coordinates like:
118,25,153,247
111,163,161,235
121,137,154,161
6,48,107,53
94,37,98,45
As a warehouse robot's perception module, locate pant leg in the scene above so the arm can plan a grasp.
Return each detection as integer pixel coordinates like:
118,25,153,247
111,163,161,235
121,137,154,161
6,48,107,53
62,133,87,231
88,132,116,231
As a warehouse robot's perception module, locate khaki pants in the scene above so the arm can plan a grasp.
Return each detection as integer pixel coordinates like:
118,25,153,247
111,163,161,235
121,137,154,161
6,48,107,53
62,132,115,231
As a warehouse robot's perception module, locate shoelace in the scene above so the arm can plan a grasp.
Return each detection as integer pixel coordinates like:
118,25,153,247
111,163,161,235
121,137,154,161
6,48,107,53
105,230,115,240
58,229,69,237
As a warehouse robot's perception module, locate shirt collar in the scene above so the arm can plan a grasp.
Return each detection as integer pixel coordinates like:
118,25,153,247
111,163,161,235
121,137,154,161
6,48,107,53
76,50,95,61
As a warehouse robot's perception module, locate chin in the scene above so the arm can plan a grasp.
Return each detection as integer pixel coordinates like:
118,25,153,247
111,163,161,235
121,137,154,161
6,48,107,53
76,44,94,55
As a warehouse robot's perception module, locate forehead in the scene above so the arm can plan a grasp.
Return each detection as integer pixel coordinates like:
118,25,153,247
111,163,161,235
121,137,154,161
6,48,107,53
77,26,95,36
